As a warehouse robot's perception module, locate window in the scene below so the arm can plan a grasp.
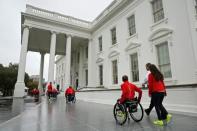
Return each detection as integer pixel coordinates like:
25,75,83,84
85,69,88,86
130,53,139,82
152,0,164,22
112,60,118,84
128,15,136,36
77,52,80,63
195,0,197,14
99,65,103,85
98,36,102,52
111,27,117,45
85,46,88,59
156,42,172,78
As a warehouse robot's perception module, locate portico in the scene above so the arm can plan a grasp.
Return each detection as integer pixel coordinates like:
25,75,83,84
14,5,92,97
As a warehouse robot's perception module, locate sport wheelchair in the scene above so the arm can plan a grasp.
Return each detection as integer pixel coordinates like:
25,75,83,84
113,98,144,125
65,94,76,103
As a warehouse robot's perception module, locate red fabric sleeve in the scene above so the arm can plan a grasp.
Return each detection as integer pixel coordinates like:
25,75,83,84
148,73,153,96
134,85,142,103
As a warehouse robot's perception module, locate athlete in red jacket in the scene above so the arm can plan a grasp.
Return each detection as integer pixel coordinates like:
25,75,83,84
65,86,75,95
119,75,142,104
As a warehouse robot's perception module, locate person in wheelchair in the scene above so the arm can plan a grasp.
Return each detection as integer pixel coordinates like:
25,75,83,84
118,75,142,108
65,86,75,102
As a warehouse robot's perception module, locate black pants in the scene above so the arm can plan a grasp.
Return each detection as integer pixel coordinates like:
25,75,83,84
146,96,154,114
152,92,168,120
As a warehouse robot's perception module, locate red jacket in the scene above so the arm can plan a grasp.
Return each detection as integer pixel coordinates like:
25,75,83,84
65,88,75,95
148,73,166,96
47,84,52,93
31,89,39,95
119,81,142,104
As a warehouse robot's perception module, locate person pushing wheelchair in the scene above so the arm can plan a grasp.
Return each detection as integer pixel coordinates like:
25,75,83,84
118,75,142,105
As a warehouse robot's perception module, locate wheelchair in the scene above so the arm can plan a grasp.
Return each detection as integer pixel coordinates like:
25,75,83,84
113,98,144,125
65,94,76,103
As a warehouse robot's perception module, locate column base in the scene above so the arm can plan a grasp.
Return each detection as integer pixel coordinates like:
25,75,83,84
14,82,25,98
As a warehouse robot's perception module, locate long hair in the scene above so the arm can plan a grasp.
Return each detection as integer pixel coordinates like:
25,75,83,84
149,64,164,81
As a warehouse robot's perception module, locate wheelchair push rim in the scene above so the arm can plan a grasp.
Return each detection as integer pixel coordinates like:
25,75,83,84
113,103,128,125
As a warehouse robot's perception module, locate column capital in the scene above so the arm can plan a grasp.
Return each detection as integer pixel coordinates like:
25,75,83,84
89,38,93,41
22,25,32,29
66,33,73,38
40,52,46,55
50,30,59,34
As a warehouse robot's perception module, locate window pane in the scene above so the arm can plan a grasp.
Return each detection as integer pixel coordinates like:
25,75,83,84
98,36,102,52
85,69,88,86
152,0,164,22
111,28,117,45
130,53,139,82
112,60,118,84
157,42,172,78
128,15,136,36
99,65,103,85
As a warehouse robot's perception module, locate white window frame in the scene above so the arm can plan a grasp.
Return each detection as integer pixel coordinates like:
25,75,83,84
128,14,136,36
130,53,139,82
111,59,118,85
151,34,174,81
151,0,165,23
98,64,103,86
98,36,103,52
156,42,172,78
111,27,117,45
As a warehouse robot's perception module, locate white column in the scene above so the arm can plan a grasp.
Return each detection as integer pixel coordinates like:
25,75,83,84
78,46,84,88
38,52,45,94
48,31,57,83
14,26,29,97
64,34,72,90
88,39,93,87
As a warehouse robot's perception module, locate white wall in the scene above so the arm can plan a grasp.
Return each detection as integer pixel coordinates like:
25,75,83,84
91,0,197,89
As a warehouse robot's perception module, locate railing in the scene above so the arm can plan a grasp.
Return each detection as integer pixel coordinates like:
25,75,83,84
26,0,123,29
26,5,92,29
92,0,123,26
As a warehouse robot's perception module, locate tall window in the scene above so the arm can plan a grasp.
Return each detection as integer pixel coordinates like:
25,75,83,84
85,46,88,59
128,15,136,36
99,65,103,85
112,60,118,84
130,53,139,82
156,42,172,78
152,0,164,22
85,69,88,86
111,27,117,45
77,52,80,63
195,0,197,14
98,36,102,52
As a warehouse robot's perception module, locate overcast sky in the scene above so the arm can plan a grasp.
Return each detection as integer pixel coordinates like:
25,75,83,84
0,0,113,81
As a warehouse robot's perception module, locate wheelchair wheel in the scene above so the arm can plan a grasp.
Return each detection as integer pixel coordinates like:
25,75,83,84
72,96,76,103
113,103,128,125
129,103,144,122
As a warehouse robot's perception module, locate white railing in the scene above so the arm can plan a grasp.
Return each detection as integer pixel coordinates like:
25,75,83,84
92,0,123,26
26,5,92,29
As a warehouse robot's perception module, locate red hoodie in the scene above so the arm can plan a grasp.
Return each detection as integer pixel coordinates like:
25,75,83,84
65,88,75,95
119,81,142,104
148,73,166,96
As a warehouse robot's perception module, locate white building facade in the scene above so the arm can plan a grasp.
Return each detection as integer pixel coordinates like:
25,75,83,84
15,0,197,96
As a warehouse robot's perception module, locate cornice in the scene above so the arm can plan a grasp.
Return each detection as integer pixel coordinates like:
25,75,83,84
24,0,138,33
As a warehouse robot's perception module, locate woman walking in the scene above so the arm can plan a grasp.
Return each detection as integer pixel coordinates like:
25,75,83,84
148,64,172,126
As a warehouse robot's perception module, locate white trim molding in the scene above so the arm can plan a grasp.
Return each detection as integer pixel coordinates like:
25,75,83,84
149,27,173,42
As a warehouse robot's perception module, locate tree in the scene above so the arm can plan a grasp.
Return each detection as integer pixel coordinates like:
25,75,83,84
0,63,30,96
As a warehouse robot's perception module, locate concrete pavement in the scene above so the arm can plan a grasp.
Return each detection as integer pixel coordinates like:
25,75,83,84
0,95,197,131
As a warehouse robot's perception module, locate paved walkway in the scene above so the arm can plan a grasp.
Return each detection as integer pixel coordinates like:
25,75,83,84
0,95,197,131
